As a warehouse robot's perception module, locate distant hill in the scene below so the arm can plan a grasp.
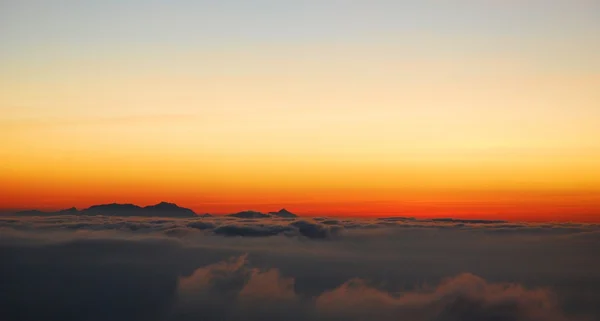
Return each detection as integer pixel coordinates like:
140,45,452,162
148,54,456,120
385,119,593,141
13,203,297,218
15,210,52,216
227,209,297,218
143,202,197,217
82,202,196,217
15,207,79,216
227,210,271,218
82,203,143,216
15,202,197,218
268,208,297,218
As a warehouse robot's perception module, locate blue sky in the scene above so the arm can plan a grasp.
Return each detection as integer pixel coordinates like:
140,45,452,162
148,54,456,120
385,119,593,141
2,1,599,54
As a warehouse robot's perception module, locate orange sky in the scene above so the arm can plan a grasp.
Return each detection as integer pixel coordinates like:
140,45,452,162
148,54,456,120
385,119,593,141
1,2,599,221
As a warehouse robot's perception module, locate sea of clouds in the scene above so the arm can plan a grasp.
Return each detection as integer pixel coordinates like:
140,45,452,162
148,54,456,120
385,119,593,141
1,215,599,321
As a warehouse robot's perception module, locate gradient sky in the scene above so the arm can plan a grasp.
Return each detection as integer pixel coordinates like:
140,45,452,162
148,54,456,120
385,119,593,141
1,1,599,220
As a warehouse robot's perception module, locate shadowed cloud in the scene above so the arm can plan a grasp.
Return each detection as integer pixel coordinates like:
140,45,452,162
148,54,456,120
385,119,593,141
0,215,598,320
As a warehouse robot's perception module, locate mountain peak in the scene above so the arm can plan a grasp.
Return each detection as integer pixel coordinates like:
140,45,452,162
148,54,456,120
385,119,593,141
82,202,195,217
147,202,180,209
227,210,270,218
143,202,196,217
269,208,297,218
11,202,299,218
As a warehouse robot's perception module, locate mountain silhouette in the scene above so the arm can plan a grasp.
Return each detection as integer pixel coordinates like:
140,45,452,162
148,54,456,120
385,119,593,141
83,203,143,216
227,209,297,218
269,208,298,218
16,207,79,216
16,202,197,218
82,202,196,217
227,210,271,218
13,203,296,218
143,202,197,217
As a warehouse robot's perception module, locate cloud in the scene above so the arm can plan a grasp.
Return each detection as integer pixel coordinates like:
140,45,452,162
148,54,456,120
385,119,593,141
174,255,304,321
174,255,577,321
2,215,598,239
315,273,568,321
0,236,184,321
0,215,599,320
187,221,216,230
213,224,293,237
290,220,342,239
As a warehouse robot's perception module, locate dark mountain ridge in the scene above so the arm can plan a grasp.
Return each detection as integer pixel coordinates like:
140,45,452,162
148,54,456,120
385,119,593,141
227,210,271,218
228,208,298,218
13,203,297,218
15,202,197,218
269,208,297,218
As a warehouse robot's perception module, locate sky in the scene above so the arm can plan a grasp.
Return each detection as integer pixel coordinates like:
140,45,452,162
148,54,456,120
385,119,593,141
1,1,600,220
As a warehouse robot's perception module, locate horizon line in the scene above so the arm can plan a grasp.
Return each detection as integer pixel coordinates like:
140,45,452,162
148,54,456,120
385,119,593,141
1,201,598,223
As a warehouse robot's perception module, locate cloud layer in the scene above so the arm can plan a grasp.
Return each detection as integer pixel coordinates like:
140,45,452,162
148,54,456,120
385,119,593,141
1,215,599,321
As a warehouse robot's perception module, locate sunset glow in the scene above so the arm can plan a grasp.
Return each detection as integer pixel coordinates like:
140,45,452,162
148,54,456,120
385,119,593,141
2,1,599,221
